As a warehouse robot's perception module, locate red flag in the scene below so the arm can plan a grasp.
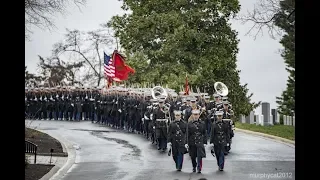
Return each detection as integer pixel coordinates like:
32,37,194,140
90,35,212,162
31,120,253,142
185,74,189,95
112,50,135,82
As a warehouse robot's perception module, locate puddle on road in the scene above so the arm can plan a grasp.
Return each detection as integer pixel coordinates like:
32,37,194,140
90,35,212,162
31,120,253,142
38,128,58,130
71,129,115,133
90,131,141,158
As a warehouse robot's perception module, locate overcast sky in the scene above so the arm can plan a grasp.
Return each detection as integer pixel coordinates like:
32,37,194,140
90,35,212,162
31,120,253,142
25,0,288,113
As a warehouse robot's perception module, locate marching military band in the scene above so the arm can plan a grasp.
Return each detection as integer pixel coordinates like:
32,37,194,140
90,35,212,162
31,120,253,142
25,82,235,172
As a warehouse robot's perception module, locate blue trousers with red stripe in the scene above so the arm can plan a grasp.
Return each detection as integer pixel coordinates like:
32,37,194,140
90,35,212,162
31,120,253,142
173,152,184,170
214,145,225,169
189,145,203,171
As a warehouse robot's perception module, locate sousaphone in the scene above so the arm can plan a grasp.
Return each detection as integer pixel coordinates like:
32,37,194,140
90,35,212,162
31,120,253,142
151,86,168,100
214,82,228,96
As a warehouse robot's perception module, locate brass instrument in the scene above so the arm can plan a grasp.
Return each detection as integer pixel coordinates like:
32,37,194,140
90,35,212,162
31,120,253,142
151,86,171,121
151,86,168,100
214,82,229,97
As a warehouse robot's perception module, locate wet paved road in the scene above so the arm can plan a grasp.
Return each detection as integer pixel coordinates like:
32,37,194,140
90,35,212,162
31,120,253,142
26,120,295,180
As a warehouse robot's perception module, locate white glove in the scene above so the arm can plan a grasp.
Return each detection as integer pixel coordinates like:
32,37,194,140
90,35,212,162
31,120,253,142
210,143,214,147
168,142,172,146
185,144,189,149
204,144,207,147
153,126,155,129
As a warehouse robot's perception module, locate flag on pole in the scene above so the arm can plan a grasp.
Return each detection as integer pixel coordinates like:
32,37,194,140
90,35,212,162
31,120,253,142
104,52,114,88
185,73,189,95
111,50,135,82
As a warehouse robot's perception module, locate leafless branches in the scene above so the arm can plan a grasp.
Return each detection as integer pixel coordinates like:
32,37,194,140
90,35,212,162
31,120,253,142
25,0,86,40
37,55,84,86
52,28,116,86
235,0,294,40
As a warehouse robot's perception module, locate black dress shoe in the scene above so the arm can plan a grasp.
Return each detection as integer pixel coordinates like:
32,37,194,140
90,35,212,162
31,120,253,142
177,169,181,172
197,170,201,173
192,168,196,172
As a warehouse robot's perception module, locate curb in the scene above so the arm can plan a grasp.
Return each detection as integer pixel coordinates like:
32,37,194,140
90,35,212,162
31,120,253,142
234,128,295,146
37,153,68,157
37,130,76,180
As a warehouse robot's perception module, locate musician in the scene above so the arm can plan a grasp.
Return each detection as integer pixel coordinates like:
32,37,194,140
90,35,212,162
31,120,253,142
202,95,213,137
185,97,201,122
168,110,187,171
152,96,170,151
149,98,158,144
143,102,153,139
169,94,181,121
214,94,223,111
222,101,234,152
210,110,230,171
222,101,231,119
179,99,188,122
186,109,207,173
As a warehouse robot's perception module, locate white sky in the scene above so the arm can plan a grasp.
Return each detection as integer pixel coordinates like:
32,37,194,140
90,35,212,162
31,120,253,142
25,0,288,114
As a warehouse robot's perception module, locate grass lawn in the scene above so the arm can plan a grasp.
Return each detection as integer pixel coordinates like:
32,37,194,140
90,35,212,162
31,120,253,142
235,121,295,141
25,127,63,154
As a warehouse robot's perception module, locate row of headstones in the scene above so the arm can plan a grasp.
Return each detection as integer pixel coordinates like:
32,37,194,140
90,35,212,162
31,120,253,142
239,102,295,126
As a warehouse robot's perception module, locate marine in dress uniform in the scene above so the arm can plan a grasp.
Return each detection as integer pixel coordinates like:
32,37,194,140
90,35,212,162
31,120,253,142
168,110,187,171
186,109,207,173
152,96,170,151
210,110,230,171
221,101,233,153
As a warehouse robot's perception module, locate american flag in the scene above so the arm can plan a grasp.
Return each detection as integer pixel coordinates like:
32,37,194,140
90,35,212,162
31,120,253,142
104,52,115,78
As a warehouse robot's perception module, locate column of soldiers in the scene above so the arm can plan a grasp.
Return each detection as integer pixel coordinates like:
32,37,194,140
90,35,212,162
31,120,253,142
25,85,234,173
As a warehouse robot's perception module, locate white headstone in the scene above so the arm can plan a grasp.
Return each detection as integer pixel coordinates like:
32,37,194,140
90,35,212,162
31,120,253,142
288,116,292,126
249,111,255,124
284,115,287,125
260,115,264,126
255,115,260,125
293,116,295,126
245,114,250,124
276,112,280,124
241,115,246,123
269,115,274,125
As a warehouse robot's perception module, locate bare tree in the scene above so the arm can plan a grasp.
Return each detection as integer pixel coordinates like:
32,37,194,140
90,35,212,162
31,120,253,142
25,0,86,40
25,66,45,87
37,55,84,86
235,0,295,39
52,28,115,86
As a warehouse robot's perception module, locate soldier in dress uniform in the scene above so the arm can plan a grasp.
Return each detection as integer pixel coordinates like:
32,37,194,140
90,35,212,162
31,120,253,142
143,100,153,139
202,95,212,137
168,110,187,171
149,98,158,144
152,96,170,151
169,94,181,121
210,110,230,171
185,97,201,122
214,94,223,111
186,109,207,173
221,101,233,153
180,98,188,122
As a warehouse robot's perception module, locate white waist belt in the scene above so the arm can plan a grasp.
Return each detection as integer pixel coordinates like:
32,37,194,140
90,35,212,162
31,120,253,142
156,119,168,122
